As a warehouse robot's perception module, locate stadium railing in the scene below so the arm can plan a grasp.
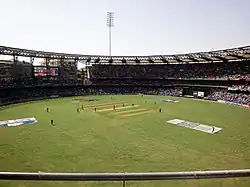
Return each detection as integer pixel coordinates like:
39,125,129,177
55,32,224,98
0,169,250,186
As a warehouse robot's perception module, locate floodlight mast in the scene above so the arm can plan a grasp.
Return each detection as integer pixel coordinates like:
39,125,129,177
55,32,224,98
107,12,114,57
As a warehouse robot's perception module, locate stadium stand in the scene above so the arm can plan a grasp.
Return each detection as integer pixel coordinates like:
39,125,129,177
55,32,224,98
90,61,250,80
0,45,249,107
206,91,250,105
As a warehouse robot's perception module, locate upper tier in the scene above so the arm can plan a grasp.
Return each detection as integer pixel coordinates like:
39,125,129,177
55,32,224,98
0,45,250,64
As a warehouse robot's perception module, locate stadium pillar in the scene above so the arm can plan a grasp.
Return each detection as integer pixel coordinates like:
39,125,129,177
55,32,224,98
13,55,18,77
45,58,50,68
59,58,64,66
59,58,64,82
30,57,34,65
13,55,18,63
74,58,78,79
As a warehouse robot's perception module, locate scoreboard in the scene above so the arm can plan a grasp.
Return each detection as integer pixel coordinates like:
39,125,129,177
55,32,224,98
34,66,60,77
34,67,46,76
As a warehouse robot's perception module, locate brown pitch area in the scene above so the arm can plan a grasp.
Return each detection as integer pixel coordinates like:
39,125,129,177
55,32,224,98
115,108,149,114
96,105,140,112
83,101,124,108
117,108,158,118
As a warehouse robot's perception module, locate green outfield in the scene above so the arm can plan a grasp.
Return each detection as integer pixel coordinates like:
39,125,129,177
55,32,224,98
0,95,250,187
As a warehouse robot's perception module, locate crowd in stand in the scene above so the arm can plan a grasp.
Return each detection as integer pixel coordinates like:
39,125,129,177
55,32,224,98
89,87,160,95
0,77,87,88
90,61,250,79
159,88,182,96
91,79,166,86
1,60,250,88
0,78,15,88
0,60,250,106
229,84,250,91
206,91,250,105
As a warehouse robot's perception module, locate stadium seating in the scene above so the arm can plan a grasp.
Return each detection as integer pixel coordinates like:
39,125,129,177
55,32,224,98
90,61,250,80
0,57,249,106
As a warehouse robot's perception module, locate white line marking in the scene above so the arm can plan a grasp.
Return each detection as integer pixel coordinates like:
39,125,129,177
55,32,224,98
167,119,222,134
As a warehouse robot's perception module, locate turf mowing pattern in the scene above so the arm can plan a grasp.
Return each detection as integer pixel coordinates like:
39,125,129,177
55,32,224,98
0,95,250,187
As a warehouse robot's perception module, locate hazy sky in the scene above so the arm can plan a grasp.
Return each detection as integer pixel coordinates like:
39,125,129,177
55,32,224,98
0,0,249,56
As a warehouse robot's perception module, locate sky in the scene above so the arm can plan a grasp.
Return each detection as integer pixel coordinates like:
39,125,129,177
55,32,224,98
0,0,250,57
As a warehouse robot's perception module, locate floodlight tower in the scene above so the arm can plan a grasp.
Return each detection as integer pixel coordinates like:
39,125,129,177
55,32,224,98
107,12,114,57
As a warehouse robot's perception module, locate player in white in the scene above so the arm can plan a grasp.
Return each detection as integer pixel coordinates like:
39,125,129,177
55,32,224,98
212,126,215,133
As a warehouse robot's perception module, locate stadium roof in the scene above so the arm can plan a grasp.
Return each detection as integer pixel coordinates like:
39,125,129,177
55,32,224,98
0,45,250,64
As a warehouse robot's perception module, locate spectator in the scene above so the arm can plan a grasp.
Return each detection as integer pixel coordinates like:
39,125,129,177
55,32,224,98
206,91,250,105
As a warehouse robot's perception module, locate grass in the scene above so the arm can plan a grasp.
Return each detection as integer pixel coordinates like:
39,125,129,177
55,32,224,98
0,95,250,187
